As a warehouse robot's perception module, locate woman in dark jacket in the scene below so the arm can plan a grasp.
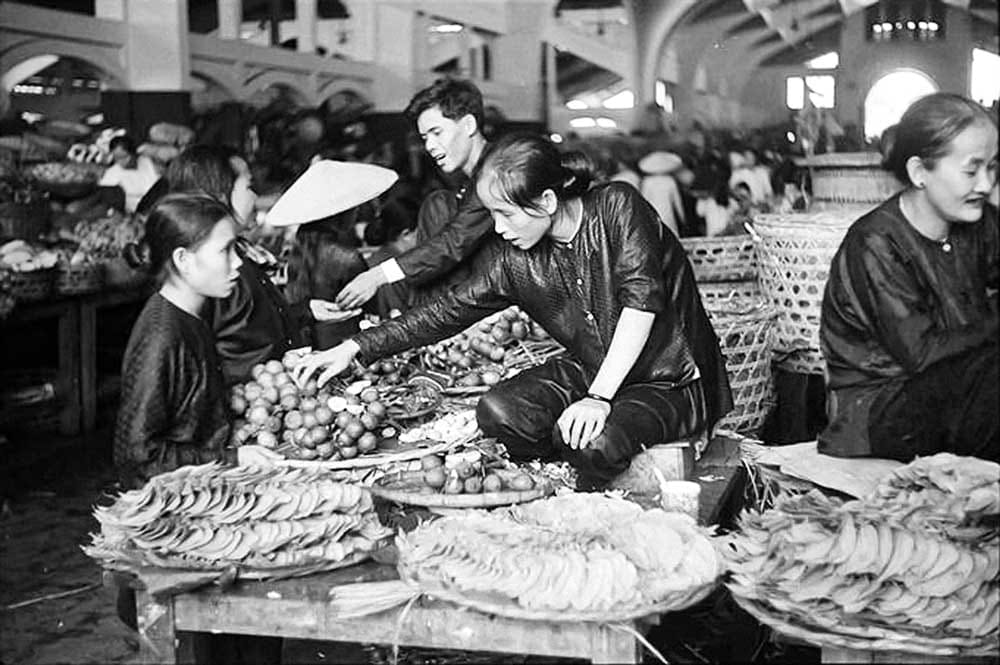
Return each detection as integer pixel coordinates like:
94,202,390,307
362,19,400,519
295,133,731,489
820,93,998,461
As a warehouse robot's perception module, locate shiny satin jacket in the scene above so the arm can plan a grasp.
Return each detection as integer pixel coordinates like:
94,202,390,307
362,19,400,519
355,182,732,423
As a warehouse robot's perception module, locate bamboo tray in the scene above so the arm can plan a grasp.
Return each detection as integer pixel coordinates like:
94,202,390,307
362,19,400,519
403,575,716,623
275,438,462,470
371,474,553,508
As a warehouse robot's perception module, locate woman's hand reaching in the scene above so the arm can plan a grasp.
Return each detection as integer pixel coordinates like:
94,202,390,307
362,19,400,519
309,298,362,323
291,340,361,388
557,397,611,450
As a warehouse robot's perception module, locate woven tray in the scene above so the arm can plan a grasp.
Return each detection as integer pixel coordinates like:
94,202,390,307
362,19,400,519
100,549,370,581
371,474,553,508
751,212,853,374
796,152,902,205
275,437,461,470
56,262,105,295
707,303,777,436
681,235,757,282
730,593,998,658
698,280,763,309
404,573,717,623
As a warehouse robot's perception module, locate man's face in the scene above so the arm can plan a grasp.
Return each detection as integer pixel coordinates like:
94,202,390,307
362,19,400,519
416,106,474,175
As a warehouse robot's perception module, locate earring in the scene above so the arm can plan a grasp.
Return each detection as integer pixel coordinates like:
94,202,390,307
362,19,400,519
914,181,925,189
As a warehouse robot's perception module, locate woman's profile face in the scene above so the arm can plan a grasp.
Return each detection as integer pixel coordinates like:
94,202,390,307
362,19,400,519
476,175,552,250
181,217,242,299
229,157,258,226
920,121,998,225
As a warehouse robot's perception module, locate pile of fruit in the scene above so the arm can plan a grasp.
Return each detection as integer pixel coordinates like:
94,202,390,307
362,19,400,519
0,240,59,272
229,359,398,462
420,307,550,388
402,449,539,496
70,211,143,260
83,462,391,571
28,161,99,187
720,453,999,654
397,493,720,615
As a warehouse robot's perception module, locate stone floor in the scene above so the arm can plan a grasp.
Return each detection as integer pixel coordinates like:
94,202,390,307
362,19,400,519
0,426,818,665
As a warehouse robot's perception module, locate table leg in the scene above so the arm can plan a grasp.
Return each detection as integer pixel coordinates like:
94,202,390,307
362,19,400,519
588,623,643,664
79,300,97,432
57,301,81,435
136,588,178,665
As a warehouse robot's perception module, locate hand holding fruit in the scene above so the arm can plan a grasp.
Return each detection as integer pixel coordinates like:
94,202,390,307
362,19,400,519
292,340,360,388
309,298,361,323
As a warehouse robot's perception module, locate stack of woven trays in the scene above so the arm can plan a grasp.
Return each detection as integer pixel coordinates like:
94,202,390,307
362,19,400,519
797,152,902,207
704,297,777,437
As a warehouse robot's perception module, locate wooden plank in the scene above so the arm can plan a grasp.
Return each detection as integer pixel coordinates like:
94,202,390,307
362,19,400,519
694,436,745,526
56,300,81,435
821,646,995,663
79,299,97,432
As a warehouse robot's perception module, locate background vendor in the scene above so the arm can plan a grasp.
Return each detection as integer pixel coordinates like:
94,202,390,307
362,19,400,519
295,133,732,490
98,134,160,213
820,92,998,461
334,78,494,310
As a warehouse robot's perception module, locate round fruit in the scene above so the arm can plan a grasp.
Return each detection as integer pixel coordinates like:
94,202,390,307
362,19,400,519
344,393,361,406
340,445,358,459
247,405,270,425
229,394,248,415
308,425,329,445
315,442,335,459
273,372,291,388
300,397,318,412
265,359,284,375
503,308,520,322
357,432,378,453
256,372,275,388
334,412,353,430
367,401,387,419
489,347,506,362
279,394,299,411
302,380,318,397
266,416,283,433
256,431,278,448
262,387,280,404
244,384,263,402
336,431,355,447
293,426,310,446
284,410,304,430
447,350,464,366
420,455,443,470
491,327,509,344
384,371,402,385
443,476,464,494
314,406,334,426
359,413,380,431
510,321,528,340
455,461,475,479
327,396,348,413
302,412,319,429
463,476,483,494
279,383,298,398
298,448,319,460
509,474,535,491
251,363,267,379
359,387,379,403
481,371,501,386
423,466,446,488
381,426,398,438
344,420,366,440
380,361,396,374
482,474,503,493
457,373,483,387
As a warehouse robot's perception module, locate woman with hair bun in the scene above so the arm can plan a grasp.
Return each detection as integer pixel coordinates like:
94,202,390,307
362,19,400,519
294,132,732,489
820,92,999,461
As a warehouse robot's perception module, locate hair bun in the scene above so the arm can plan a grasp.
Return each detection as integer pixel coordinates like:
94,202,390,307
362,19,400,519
122,242,151,271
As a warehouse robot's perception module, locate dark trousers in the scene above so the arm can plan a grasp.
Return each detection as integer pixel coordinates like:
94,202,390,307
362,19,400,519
476,356,707,488
869,342,999,461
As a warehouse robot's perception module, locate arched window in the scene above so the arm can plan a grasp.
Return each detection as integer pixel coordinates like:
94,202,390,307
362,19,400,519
864,69,937,140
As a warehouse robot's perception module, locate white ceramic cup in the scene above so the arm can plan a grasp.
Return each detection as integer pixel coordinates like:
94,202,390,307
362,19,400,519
659,480,701,521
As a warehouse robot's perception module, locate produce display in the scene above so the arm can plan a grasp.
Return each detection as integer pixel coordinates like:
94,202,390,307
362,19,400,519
397,493,720,617
380,448,541,496
83,462,391,572
229,357,445,462
0,240,59,272
28,161,99,187
721,453,999,655
70,211,143,261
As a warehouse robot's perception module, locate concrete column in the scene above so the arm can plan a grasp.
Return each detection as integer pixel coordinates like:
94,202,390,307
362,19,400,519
371,3,419,110
493,1,550,119
296,0,317,54
545,41,559,122
94,0,125,20
217,0,242,40
342,0,377,62
122,0,189,90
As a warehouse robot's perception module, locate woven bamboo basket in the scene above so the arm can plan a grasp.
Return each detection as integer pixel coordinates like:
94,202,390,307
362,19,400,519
751,211,854,375
56,262,105,295
681,234,757,282
4,268,56,303
797,152,902,205
706,300,776,436
697,280,762,308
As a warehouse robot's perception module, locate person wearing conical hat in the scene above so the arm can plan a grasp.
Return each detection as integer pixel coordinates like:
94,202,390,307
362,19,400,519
638,150,685,237
332,78,494,310
265,159,399,348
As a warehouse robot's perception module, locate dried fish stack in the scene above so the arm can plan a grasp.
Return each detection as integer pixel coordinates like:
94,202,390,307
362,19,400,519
397,494,719,618
720,453,999,655
84,463,391,572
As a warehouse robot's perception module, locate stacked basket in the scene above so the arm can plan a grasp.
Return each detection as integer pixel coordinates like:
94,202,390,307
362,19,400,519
753,153,901,374
681,235,774,436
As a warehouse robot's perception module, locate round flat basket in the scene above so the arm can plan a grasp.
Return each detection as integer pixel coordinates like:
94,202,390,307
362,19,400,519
403,573,717,623
681,235,757,282
752,211,853,374
371,475,553,508
706,302,777,436
730,593,998,659
56,262,105,295
276,437,460,470
4,268,56,303
797,153,902,205
101,549,371,581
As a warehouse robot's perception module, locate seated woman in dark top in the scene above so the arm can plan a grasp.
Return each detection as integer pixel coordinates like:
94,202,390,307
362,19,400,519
294,133,732,489
820,93,998,461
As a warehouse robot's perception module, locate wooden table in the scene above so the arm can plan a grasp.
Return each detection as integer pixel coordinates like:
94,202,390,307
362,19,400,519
2,287,148,435
133,561,657,665
130,439,744,664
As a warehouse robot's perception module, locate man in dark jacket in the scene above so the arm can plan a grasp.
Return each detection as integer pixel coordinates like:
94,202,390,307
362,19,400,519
334,78,493,310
